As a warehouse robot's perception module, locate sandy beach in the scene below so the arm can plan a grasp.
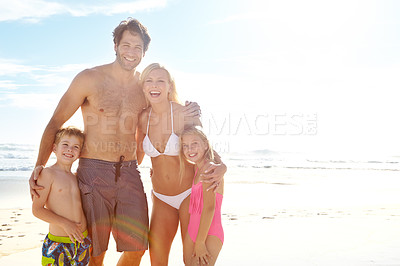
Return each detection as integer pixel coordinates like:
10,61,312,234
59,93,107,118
1,167,400,265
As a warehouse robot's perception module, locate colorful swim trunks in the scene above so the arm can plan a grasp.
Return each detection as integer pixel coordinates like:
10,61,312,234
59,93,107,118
41,230,91,266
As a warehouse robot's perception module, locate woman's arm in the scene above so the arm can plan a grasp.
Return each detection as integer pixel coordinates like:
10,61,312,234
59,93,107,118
201,150,227,192
136,109,148,165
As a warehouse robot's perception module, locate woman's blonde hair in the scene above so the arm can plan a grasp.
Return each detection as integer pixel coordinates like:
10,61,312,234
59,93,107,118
179,127,214,180
139,63,180,107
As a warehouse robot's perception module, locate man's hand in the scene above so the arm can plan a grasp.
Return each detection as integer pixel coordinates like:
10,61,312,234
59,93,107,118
29,165,45,199
184,101,201,118
200,162,227,192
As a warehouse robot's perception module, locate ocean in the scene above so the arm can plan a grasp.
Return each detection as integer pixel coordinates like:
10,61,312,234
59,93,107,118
1,143,399,208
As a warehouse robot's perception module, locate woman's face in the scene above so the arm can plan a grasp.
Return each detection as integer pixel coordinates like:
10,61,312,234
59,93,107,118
182,133,208,163
142,68,171,104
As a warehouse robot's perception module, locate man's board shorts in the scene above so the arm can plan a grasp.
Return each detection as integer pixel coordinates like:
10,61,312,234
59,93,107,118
77,158,149,257
41,230,91,266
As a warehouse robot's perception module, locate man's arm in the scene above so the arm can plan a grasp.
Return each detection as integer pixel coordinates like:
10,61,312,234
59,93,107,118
30,70,92,198
32,169,84,243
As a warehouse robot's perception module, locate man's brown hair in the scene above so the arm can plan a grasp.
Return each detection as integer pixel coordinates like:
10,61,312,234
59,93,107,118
113,18,151,53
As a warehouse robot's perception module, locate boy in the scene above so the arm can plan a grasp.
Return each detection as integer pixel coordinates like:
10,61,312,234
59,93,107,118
32,126,91,266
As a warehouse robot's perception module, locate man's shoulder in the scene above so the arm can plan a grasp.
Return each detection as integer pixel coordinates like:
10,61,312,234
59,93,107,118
71,65,111,94
78,65,108,80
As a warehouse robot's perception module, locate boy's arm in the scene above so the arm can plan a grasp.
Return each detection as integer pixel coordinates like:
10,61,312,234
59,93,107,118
192,182,216,265
32,169,84,243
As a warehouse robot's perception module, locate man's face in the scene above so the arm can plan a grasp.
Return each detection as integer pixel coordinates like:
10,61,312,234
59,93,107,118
115,30,145,71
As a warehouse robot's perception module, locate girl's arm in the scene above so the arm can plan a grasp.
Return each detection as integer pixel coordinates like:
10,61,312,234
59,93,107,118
192,181,216,265
32,169,84,243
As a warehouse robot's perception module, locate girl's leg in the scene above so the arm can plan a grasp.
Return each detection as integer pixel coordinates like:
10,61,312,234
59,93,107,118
149,195,179,266
205,235,223,266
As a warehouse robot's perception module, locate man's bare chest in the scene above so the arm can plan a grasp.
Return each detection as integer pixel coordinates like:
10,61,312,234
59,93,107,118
89,85,146,117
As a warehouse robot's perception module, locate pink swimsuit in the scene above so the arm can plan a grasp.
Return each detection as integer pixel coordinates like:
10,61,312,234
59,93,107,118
187,170,224,244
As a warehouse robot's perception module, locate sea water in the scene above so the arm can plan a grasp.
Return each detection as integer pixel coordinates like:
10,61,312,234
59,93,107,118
1,143,399,208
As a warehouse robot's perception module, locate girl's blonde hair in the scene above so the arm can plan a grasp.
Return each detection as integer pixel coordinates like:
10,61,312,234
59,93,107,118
139,63,180,107
179,127,214,180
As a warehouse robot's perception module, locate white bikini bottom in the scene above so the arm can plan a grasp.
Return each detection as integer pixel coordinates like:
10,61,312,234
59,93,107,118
152,188,192,210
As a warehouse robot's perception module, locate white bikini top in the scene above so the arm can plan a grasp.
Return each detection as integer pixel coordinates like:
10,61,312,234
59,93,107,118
143,102,180,157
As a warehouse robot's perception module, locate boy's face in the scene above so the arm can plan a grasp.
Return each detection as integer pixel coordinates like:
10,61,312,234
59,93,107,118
53,135,82,164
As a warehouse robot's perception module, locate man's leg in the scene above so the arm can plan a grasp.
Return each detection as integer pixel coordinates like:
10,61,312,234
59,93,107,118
89,251,106,266
117,250,145,266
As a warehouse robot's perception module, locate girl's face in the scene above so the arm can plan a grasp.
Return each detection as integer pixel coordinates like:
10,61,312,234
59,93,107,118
142,68,171,104
182,133,208,163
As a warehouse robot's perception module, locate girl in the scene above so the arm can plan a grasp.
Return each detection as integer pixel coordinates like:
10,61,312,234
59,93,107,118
180,127,224,266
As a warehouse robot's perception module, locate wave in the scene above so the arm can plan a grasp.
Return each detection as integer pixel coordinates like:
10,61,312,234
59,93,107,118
0,143,36,152
0,166,33,171
234,164,400,171
0,153,30,159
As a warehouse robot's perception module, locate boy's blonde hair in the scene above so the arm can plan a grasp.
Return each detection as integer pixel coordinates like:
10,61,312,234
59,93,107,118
179,127,214,180
54,126,85,148
139,63,180,107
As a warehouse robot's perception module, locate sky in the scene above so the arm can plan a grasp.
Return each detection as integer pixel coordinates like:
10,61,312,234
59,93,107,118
0,0,399,158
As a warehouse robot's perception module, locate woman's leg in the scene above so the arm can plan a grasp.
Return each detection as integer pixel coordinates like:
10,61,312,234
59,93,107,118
149,194,180,266
178,195,191,243
179,195,191,264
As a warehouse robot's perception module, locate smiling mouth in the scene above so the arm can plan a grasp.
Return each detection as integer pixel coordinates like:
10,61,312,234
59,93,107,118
150,91,161,97
124,56,136,62
188,153,197,158
63,153,74,158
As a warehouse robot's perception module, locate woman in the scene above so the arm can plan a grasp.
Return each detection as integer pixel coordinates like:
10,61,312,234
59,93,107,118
136,63,226,265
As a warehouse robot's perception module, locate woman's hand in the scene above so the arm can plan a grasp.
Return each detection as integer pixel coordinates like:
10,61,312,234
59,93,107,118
184,101,201,118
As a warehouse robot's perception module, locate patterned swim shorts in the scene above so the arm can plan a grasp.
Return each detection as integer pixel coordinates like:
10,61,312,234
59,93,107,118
41,230,91,266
